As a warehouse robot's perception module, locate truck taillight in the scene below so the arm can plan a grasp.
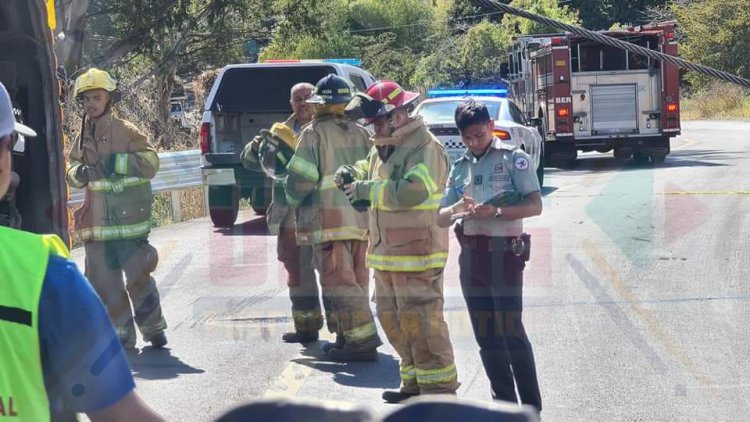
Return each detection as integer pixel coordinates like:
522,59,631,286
666,103,678,112
200,123,212,154
557,108,570,118
493,129,512,140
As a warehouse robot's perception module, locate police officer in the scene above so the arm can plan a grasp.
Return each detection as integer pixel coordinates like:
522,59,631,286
240,82,332,344
438,100,543,412
339,80,459,402
284,74,382,361
67,68,167,349
0,81,162,421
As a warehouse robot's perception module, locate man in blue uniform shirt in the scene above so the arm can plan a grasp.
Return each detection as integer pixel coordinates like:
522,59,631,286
0,81,161,421
438,99,543,413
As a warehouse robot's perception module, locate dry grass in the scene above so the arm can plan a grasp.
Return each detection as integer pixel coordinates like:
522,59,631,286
681,82,750,120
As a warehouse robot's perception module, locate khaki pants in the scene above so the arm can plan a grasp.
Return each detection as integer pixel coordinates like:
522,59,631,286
313,240,381,350
84,239,167,343
277,227,332,333
375,268,459,394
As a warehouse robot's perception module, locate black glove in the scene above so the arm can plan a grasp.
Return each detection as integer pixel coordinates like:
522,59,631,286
334,166,370,212
77,165,106,182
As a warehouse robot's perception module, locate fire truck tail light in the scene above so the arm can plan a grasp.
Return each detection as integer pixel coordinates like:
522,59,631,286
493,129,512,140
551,37,566,46
557,108,570,118
667,103,678,112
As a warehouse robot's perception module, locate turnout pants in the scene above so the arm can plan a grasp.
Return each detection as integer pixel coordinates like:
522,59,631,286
84,239,167,344
458,240,542,411
313,240,381,350
277,227,331,333
375,268,459,394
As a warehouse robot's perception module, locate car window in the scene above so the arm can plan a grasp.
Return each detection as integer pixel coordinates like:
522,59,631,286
417,100,501,123
349,74,367,92
508,102,527,125
210,65,337,113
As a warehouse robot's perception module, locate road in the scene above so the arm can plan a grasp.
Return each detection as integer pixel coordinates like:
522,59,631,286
71,120,750,421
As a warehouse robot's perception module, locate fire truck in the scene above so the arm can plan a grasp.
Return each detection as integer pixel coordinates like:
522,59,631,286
507,22,680,167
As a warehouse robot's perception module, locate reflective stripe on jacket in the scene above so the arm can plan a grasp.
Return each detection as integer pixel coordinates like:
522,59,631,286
0,226,71,421
355,117,450,272
67,112,159,242
284,114,371,245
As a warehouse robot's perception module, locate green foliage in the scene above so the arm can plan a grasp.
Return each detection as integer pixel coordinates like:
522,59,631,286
460,21,512,84
503,0,580,35
569,0,667,30
672,0,750,89
348,0,436,53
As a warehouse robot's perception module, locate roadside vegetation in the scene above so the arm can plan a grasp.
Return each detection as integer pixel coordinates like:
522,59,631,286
59,0,750,227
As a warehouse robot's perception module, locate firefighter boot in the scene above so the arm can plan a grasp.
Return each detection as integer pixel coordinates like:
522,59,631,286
282,331,319,343
147,330,168,349
322,334,345,353
382,391,420,404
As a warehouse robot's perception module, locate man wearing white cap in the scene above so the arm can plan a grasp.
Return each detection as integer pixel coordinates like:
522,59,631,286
0,81,162,421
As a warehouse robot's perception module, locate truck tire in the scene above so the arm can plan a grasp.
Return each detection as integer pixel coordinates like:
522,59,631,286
633,151,652,166
208,185,239,228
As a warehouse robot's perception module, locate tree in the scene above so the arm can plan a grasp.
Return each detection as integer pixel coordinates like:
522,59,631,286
569,0,669,30
503,0,580,35
671,0,750,89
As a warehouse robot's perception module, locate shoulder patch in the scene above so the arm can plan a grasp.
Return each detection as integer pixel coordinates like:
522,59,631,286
514,155,530,170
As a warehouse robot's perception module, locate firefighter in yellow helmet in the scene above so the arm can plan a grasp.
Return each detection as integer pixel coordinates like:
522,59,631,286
284,74,382,360
67,68,167,349
337,80,458,402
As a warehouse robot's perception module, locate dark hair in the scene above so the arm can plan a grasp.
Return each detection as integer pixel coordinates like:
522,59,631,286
454,100,491,131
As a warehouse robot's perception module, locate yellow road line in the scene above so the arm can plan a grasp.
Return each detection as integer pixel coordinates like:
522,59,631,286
263,332,335,398
582,241,717,397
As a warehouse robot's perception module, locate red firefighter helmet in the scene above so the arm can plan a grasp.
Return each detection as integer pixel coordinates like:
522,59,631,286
362,80,419,124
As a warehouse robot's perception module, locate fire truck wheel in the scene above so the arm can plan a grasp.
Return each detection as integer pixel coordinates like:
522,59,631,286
651,153,667,164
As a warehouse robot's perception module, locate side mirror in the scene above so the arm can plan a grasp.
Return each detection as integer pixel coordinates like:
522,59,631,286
527,117,543,127
500,62,509,80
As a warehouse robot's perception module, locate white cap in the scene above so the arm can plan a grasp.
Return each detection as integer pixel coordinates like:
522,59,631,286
0,81,37,139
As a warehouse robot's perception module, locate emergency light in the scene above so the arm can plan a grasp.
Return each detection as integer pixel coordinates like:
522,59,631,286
426,88,508,98
262,58,362,67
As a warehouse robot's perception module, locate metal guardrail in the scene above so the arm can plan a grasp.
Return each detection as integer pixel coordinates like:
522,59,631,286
68,149,202,206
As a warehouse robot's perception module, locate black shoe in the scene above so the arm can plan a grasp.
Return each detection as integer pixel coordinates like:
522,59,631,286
282,331,319,343
148,332,168,348
382,390,419,404
326,346,377,361
322,334,345,353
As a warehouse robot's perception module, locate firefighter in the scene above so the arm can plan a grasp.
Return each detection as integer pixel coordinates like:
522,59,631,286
284,74,382,361
437,100,543,412
337,80,459,403
67,68,167,349
240,82,333,343
0,81,163,421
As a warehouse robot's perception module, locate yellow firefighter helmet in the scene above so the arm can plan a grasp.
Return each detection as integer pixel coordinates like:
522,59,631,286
73,68,117,97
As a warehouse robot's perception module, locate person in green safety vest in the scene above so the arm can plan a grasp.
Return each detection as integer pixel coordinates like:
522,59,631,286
0,81,162,421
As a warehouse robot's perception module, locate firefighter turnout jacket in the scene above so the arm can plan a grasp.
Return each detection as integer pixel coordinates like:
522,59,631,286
350,116,450,272
284,114,371,244
67,111,159,242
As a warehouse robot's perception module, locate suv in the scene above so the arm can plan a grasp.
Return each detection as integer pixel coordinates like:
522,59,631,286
0,0,68,242
200,60,376,227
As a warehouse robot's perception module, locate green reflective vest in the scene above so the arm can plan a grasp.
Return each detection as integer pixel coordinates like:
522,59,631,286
0,226,70,421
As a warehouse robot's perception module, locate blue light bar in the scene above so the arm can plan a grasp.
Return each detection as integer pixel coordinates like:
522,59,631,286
323,58,362,67
427,88,508,98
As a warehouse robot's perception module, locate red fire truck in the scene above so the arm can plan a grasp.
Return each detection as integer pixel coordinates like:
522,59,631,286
507,22,680,167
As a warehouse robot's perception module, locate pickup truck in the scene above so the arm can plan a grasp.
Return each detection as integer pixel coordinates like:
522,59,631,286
200,60,376,227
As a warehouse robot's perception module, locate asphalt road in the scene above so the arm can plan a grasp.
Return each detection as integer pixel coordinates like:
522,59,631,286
72,120,750,421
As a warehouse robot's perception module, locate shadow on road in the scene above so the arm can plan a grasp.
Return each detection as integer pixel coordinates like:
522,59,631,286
127,347,205,380
289,344,401,389
215,215,271,237
547,148,731,176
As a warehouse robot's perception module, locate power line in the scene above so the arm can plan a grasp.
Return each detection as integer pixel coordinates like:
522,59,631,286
478,0,750,88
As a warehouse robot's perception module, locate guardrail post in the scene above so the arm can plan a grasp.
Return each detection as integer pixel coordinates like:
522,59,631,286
170,190,182,223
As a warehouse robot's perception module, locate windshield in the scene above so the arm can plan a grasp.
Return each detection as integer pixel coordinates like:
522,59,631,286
210,65,338,113
417,100,502,123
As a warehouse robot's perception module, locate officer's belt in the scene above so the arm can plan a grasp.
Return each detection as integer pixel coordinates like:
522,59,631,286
457,233,521,252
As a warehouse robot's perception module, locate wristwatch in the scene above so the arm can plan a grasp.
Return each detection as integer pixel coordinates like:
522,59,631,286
494,206,502,218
